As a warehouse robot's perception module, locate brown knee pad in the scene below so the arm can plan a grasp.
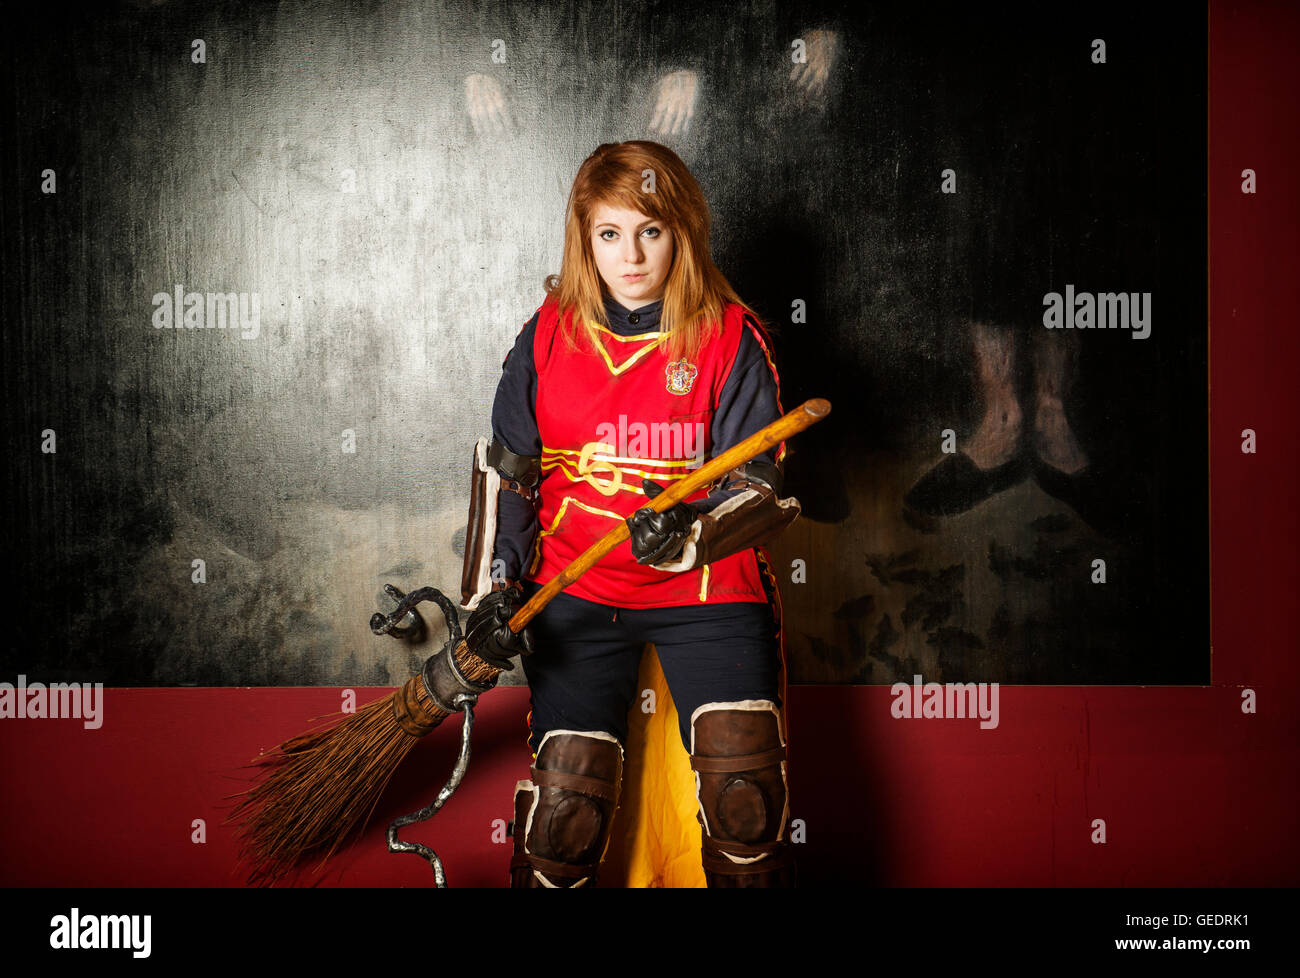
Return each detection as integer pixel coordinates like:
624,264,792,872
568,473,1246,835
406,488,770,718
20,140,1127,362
509,730,623,888
689,700,795,888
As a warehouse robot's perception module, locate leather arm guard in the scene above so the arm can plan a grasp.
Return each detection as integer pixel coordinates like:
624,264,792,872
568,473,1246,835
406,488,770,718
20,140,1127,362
651,461,801,573
460,436,540,610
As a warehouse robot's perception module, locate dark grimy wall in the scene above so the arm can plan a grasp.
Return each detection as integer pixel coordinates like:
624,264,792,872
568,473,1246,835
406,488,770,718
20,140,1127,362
0,0,1207,687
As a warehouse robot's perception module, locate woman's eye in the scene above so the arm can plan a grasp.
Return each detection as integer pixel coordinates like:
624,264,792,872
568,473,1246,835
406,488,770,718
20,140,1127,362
597,227,659,241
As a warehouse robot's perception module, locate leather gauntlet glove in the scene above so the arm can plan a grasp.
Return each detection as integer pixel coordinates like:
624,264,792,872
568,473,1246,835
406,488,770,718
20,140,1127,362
629,469,802,573
464,582,535,669
626,479,698,565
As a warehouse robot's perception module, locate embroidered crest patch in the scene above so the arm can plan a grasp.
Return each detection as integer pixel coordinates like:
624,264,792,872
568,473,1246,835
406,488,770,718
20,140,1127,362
665,359,698,395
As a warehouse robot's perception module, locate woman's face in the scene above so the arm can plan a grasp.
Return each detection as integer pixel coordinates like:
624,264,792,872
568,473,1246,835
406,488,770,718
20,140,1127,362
589,202,674,312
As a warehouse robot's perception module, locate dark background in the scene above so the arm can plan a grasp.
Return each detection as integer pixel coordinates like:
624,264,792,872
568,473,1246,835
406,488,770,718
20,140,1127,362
0,0,1207,686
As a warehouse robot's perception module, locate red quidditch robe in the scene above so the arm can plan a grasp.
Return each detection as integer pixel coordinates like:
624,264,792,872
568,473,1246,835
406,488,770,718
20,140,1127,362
525,294,782,607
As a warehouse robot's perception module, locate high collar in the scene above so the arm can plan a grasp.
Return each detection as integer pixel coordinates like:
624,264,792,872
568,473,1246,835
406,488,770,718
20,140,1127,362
601,293,664,334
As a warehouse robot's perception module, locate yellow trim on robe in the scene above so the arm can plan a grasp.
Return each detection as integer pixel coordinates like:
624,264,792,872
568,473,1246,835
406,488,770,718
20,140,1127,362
545,445,700,467
585,320,670,342
528,496,625,575
581,320,668,376
540,456,697,496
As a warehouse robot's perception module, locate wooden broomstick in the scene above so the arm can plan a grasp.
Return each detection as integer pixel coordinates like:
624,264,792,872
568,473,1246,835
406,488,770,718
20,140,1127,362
230,397,831,884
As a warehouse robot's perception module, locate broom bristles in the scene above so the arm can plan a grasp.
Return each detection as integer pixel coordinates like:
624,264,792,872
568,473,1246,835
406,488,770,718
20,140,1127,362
229,688,425,886
228,641,499,885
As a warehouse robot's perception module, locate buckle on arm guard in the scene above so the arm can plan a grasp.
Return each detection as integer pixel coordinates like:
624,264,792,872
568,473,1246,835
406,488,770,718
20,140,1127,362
460,437,540,610
486,438,542,489
730,459,783,495
651,461,801,573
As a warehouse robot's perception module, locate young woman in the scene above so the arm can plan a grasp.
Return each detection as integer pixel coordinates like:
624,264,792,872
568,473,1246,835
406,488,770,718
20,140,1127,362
458,140,801,888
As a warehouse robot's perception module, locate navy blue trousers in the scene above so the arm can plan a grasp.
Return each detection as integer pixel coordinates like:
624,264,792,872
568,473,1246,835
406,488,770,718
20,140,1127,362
518,577,781,755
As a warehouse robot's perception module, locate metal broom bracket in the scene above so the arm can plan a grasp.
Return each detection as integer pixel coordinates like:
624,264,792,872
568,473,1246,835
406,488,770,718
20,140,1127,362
386,690,479,888
370,584,481,886
371,584,460,641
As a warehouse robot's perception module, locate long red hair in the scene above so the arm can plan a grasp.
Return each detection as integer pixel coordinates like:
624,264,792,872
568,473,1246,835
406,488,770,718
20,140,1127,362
544,140,766,363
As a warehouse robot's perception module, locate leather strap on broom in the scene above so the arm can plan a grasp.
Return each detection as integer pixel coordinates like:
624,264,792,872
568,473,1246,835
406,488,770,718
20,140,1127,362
229,398,831,884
